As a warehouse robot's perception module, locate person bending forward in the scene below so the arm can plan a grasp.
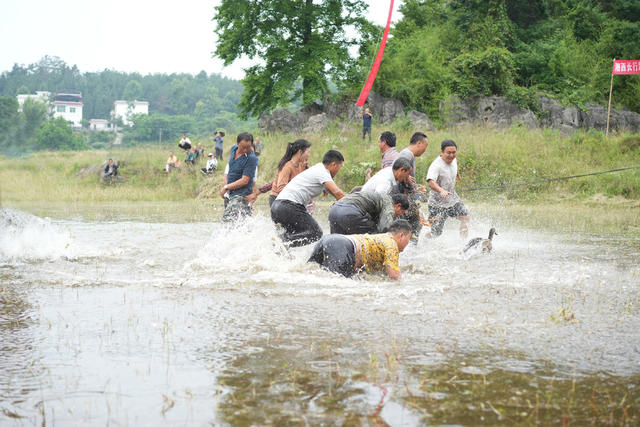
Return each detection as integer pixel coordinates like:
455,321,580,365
271,150,345,247
329,192,409,235
308,219,412,280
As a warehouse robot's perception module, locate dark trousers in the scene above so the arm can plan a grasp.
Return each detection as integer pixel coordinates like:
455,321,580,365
328,203,376,235
268,194,277,207
215,147,223,160
271,199,323,247
308,234,356,277
362,126,372,141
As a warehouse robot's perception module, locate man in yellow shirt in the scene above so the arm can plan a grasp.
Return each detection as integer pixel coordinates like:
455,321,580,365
307,219,412,280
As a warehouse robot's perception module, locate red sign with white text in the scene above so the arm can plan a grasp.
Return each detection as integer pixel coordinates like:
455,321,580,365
612,60,640,75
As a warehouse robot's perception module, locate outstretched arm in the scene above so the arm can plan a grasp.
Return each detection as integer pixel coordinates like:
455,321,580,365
427,179,451,199
324,181,345,200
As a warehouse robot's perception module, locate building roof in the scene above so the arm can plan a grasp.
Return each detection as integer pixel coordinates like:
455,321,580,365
53,100,83,106
114,100,149,105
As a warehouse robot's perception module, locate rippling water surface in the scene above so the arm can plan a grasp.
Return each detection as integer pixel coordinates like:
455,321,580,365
1,204,639,425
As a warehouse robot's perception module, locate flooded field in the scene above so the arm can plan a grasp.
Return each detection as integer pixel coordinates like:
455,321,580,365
1,201,639,425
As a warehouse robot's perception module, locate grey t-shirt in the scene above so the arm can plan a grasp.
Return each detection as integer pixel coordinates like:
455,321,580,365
396,148,416,177
337,191,395,233
426,156,461,208
276,162,333,206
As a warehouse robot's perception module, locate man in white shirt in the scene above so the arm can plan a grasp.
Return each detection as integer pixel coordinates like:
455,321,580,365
361,157,413,196
271,150,346,247
178,133,192,151
426,139,469,238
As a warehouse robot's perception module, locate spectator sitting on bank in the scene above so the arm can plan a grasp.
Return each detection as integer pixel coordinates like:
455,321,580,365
201,153,218,175
195,143,204,159
178,134,192,151
165,151,179,172
104,158,118,178
185,147,198,165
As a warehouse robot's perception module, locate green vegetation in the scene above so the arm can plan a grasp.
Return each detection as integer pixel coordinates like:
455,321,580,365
373,0,640,120
0,56,254,154
2,126,639,210
214,0,368,117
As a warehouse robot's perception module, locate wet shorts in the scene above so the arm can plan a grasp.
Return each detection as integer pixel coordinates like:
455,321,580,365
428,202,469,237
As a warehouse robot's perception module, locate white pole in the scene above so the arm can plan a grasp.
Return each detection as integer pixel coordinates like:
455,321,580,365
606,59,615,137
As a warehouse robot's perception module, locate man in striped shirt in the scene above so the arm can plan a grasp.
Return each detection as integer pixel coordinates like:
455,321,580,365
379,131,398,169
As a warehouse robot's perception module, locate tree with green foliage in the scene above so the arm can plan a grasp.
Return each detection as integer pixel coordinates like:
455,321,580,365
35,117,86,151
367,0,640,119
0,96,19,151
213,0,368,117
122,80,143,101
22,98,49,140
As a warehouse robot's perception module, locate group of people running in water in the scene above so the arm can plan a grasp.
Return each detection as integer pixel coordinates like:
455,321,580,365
219,130,469,281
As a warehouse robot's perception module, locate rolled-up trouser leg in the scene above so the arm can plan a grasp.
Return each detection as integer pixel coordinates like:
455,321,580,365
328,203,376,235
403,201,423,236
308,234,356,277
428,205,448,237
271,199,323,247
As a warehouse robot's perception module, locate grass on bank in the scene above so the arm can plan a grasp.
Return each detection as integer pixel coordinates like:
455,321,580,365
1,124,639,204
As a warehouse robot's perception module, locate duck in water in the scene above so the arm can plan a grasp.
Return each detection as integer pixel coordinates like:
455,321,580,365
462,228,498,254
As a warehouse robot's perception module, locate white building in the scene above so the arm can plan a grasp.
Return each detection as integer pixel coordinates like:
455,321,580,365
16,91,51,112
52,93,83,128
89,119,111,131
112,100,149,126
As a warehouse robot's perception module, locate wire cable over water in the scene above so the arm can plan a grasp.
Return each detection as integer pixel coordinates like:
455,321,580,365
458,165,640,193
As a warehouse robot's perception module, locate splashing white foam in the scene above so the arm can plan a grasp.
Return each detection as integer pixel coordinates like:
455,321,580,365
0,208,89,261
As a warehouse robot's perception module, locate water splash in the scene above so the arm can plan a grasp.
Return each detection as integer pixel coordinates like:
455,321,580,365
0,208,92,261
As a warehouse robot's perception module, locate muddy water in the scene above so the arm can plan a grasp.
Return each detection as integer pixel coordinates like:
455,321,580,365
1,204,639,425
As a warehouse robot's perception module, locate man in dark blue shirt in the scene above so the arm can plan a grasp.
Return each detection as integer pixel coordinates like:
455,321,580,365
220,132,258,221
362,108,372,142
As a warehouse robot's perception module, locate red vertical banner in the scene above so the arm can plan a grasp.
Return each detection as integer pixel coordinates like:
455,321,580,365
356,0,394,107
612,60,640,75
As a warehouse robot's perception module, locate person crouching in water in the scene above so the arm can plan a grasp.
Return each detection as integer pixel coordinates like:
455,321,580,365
220,132,258,222
308,219,413,280
271,150,346,247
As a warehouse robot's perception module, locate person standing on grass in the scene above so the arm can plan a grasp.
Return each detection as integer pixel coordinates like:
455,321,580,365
220,132,258,222
308,219,413,280
379,131,398,169
426,139,469,239
362,108,373,142
214,131,224,160
271,150,346,247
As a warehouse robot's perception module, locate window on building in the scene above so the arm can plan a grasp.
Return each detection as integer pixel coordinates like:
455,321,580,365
70,107,76,113
56,105,66,113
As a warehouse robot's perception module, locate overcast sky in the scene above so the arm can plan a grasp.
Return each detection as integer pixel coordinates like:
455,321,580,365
1,0,402,79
